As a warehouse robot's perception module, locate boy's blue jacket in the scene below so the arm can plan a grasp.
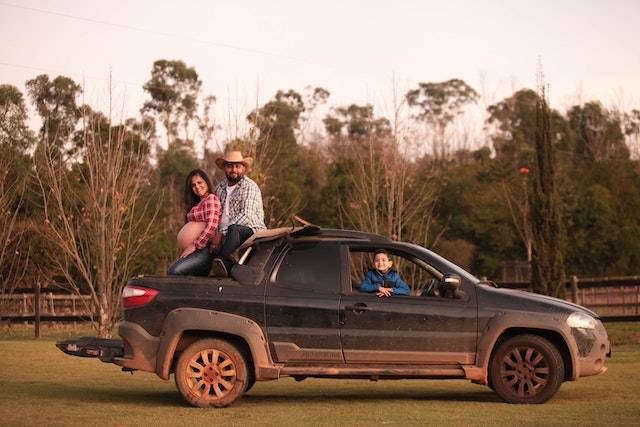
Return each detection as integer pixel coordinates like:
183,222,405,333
359,269,410,296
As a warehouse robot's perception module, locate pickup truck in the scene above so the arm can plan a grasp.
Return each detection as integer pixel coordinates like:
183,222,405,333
57,226,611,407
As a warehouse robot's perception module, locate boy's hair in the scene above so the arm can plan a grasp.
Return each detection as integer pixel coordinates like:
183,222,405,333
374,249,390,257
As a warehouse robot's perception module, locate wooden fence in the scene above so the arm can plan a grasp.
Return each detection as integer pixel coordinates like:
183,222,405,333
0,293,94,319
497,275,640,320
0,284,96,337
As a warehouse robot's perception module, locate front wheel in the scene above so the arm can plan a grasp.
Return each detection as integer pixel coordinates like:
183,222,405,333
175,338,248,408
489,334,564,404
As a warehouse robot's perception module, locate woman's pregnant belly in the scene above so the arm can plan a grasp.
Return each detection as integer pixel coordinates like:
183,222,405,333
177,222,206,249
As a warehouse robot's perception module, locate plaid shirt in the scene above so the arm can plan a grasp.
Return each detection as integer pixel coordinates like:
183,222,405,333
215,176,266,233
186,193,222,249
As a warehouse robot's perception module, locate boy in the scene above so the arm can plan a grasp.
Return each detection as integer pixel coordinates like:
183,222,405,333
359,249,410,297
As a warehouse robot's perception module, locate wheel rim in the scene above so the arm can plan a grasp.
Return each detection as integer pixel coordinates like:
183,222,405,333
185,349,237,400
500,346,549,397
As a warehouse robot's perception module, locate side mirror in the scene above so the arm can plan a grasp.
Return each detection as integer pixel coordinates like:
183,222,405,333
441,274,463,299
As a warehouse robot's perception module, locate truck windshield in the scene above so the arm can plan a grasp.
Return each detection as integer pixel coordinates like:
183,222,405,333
402,243,479,283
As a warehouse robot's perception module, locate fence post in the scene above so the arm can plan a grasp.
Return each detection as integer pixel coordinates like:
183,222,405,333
34,281,41,339
571,275,579,304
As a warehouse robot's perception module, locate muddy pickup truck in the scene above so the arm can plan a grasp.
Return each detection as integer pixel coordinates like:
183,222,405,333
57,226,611,407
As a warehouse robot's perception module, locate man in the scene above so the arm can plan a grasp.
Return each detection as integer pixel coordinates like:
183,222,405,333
211,150,266,277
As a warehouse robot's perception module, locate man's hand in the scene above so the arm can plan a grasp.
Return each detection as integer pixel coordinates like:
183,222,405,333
377,287,393,297
181,244,196,258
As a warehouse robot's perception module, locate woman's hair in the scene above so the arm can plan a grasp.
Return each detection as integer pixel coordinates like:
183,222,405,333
184,169,213,220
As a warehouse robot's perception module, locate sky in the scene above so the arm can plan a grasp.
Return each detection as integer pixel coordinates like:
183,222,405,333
1,0,639,145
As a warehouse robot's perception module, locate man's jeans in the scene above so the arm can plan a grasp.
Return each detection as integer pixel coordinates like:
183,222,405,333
219,224,254,272
167,247,214,276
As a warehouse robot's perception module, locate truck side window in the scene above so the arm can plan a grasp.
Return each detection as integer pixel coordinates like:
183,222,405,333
274,243,341,293
349,249,439,297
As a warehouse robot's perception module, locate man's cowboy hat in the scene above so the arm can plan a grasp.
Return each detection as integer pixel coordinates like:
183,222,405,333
215,151,254,169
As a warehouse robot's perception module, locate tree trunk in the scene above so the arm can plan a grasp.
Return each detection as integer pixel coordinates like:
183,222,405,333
98,293,111,338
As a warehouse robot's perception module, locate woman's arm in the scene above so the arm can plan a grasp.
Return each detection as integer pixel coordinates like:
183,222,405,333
193,194,222,250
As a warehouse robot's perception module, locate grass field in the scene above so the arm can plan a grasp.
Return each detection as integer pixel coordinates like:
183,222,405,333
0,323,639,426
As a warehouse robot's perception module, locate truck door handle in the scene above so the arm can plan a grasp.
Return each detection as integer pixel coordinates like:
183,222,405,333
345,303,371,313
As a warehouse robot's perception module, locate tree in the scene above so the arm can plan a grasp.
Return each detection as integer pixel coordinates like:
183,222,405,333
566,184,617,275
71,106,151,161
25,74,81,153
436,159,524,278
157,138,199,200
245,89,324,226
496,166,533,264
0,85,36,287
196,94,220,167
323,104,391,141
530,85,565,297
487,89,573,168
297,86,330,145
406,79,478,159
323,102,438,246
0,84,34,151
487,89,538,166
0,154,31,313
485,90,573,276
34,110,159,337
568,101,629,161
622,109,640,158
142,59,202,146
564,159,640,276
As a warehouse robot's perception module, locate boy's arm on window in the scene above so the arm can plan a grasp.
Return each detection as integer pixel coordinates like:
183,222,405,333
359,271,378,292
393,274,411,295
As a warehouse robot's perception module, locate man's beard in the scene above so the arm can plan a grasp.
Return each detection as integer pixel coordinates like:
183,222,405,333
226,173,243,184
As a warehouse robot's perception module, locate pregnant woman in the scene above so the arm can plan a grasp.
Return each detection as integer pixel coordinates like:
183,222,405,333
168,169,221,276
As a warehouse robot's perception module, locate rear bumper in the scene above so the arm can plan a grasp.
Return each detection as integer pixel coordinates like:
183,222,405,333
112,321,160,373
56,337,124,362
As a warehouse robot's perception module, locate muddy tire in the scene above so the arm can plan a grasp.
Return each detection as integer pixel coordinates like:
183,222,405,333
175,338,248,408
245,374,256,393
489,334,564,404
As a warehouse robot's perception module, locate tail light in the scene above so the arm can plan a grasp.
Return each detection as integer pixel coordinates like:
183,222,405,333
122,285,159,309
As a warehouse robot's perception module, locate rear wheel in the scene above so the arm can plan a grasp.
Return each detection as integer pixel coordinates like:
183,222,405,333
175,338,248,408
489,334,564,404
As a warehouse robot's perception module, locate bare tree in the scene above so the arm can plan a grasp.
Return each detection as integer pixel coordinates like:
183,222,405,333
34,107,160,337
495,168,533,263
0,159,30,315
341,136,439,238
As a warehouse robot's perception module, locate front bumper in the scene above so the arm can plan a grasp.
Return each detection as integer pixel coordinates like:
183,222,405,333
574,320,611,377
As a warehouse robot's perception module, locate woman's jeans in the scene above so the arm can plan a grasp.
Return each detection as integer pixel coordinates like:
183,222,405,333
167,247,214,276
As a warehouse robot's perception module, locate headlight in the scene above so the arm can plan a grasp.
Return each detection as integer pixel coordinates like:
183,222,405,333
567,312,596,329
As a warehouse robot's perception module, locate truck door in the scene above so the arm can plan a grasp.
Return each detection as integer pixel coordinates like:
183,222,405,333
265,242,344,363
340,247,477,365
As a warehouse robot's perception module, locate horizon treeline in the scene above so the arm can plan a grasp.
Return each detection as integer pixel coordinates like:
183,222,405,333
2,58,640,298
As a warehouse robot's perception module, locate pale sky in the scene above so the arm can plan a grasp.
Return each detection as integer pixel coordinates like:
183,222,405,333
1,0,639,145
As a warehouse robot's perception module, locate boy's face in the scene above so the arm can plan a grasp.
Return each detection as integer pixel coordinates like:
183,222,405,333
374,253,392,274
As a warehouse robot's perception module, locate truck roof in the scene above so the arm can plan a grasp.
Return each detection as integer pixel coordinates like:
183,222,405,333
240,225,391,250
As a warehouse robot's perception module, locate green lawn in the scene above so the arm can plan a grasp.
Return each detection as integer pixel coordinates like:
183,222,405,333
0,324,639,426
